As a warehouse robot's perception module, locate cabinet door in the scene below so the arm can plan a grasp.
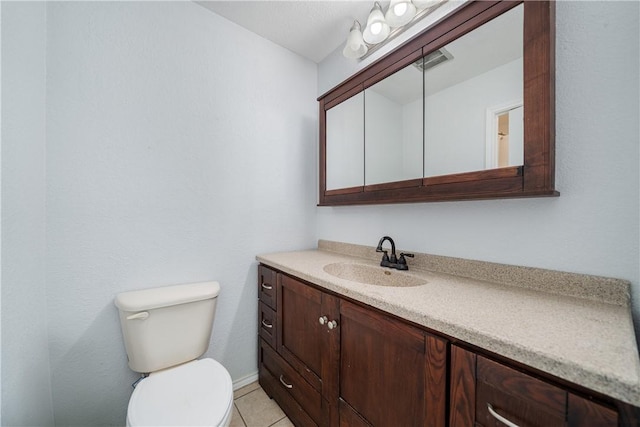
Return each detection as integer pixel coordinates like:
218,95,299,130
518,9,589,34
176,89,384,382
278,274,340,399
338,301,447,427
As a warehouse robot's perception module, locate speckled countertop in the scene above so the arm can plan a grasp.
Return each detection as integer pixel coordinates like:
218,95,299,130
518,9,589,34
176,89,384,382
257,240,640,407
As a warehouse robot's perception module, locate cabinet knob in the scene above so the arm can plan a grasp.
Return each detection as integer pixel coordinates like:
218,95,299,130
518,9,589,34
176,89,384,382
327,320,338,330
319,316,328,325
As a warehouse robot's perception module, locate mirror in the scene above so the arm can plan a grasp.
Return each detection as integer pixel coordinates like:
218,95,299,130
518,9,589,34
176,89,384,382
326,92,364,190
424,4,523,177
365,61,423,186
319,0,556,205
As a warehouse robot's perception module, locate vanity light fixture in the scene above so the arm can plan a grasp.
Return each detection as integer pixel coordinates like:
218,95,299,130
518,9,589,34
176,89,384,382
343,20,368,58
363,2,390,44
385,0,417,28
342,0,447,59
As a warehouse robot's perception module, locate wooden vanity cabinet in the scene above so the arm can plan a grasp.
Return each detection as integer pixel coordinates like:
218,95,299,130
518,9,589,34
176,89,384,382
258,265,448,427
259,266,339,427
338,301,447,427
450,345,621,427
260,265,640,427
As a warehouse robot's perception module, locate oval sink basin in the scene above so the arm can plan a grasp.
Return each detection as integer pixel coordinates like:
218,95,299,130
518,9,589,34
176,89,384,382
323,262,427,287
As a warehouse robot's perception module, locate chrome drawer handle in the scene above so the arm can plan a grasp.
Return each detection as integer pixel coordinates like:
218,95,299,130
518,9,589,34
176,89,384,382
279,375,293,389
261,283,273,290
261,319,273,329
487,403,520,427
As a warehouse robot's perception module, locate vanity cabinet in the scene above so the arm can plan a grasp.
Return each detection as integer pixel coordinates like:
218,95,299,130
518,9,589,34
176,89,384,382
450,345,620,427
259,265,638,427
257,265,447,427
259,266,338,427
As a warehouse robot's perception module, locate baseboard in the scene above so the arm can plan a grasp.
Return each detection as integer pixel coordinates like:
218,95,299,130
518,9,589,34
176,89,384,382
233,371,259,391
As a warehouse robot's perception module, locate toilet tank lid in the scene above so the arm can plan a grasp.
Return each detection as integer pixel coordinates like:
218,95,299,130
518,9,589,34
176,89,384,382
115,281,220,312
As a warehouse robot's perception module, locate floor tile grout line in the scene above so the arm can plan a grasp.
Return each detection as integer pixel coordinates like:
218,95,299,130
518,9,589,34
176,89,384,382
266,415,287,427
234,402,248,427
234,383,261,400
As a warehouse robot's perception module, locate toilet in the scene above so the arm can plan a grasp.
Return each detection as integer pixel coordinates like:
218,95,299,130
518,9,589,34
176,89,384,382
115,281,233,427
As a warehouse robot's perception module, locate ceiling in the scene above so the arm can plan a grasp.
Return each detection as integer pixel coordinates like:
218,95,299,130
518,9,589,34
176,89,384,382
196,1,390,63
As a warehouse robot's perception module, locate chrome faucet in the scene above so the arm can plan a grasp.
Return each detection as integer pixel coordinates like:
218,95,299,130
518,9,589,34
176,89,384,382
376,236,414,270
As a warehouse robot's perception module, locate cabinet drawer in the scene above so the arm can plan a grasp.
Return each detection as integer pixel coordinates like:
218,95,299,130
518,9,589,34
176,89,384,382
259,301,277,348
476,355,567,427
259,338,323,426
258,265,277,310
260,361,317,427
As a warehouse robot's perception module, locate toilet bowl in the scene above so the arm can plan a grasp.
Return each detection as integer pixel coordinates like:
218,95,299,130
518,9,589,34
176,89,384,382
126,359,233,427
115,282,232,427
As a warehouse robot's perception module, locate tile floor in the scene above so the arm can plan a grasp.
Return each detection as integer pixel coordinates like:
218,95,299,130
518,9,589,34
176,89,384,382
231,381,293,427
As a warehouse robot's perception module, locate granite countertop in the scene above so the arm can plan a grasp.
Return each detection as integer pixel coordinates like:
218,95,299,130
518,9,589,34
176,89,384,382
256,240,640,407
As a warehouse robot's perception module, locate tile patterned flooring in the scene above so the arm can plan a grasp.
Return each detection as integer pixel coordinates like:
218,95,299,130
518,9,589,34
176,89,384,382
231,381,292,427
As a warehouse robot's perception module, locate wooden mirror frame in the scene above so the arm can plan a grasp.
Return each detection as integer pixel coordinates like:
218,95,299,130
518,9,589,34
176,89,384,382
318,0,557,206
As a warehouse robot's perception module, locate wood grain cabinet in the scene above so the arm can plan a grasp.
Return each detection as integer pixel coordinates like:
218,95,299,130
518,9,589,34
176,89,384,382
259,266,338,427
259,265,638,427
258,265,447,427
450,345,621,427
337,301,447,427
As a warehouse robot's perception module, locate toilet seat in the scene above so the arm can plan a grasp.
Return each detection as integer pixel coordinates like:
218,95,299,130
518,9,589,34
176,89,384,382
127,358,233,427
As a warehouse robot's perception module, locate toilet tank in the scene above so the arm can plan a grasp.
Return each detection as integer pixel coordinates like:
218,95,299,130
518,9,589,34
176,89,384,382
115,281,220,373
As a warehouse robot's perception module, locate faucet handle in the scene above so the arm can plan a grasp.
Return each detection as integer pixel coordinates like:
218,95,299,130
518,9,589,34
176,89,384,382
377,249,391,267
398,253,414,265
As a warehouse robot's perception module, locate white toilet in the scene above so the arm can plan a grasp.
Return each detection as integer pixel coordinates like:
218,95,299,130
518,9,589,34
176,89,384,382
115,281,233,427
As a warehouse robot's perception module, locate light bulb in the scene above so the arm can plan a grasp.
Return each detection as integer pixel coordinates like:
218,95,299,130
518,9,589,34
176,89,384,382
385,0,417,28
343,20,368,59
363,2,390,44
393,2,407,16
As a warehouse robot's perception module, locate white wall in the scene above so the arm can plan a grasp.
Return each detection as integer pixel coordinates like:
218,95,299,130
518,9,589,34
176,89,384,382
42,2,317,425
317,1,640,333
402,99,423,177
1,2,55,425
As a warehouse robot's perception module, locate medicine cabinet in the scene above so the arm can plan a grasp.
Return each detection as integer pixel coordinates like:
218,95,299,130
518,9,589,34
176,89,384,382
318,0,557,205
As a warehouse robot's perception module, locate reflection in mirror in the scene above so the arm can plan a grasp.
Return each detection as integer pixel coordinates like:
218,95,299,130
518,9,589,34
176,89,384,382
487,104,523,169
364,60,423,186
326,92,364,190
424,4,523,177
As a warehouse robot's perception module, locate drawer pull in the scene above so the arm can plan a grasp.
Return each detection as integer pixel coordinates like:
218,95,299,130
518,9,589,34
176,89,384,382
279,375,293,389
261,283,273,290
487,403,520,427
261,319,273,329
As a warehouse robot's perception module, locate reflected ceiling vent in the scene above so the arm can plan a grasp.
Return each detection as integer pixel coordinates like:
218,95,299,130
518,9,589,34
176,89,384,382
413,47,453,72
